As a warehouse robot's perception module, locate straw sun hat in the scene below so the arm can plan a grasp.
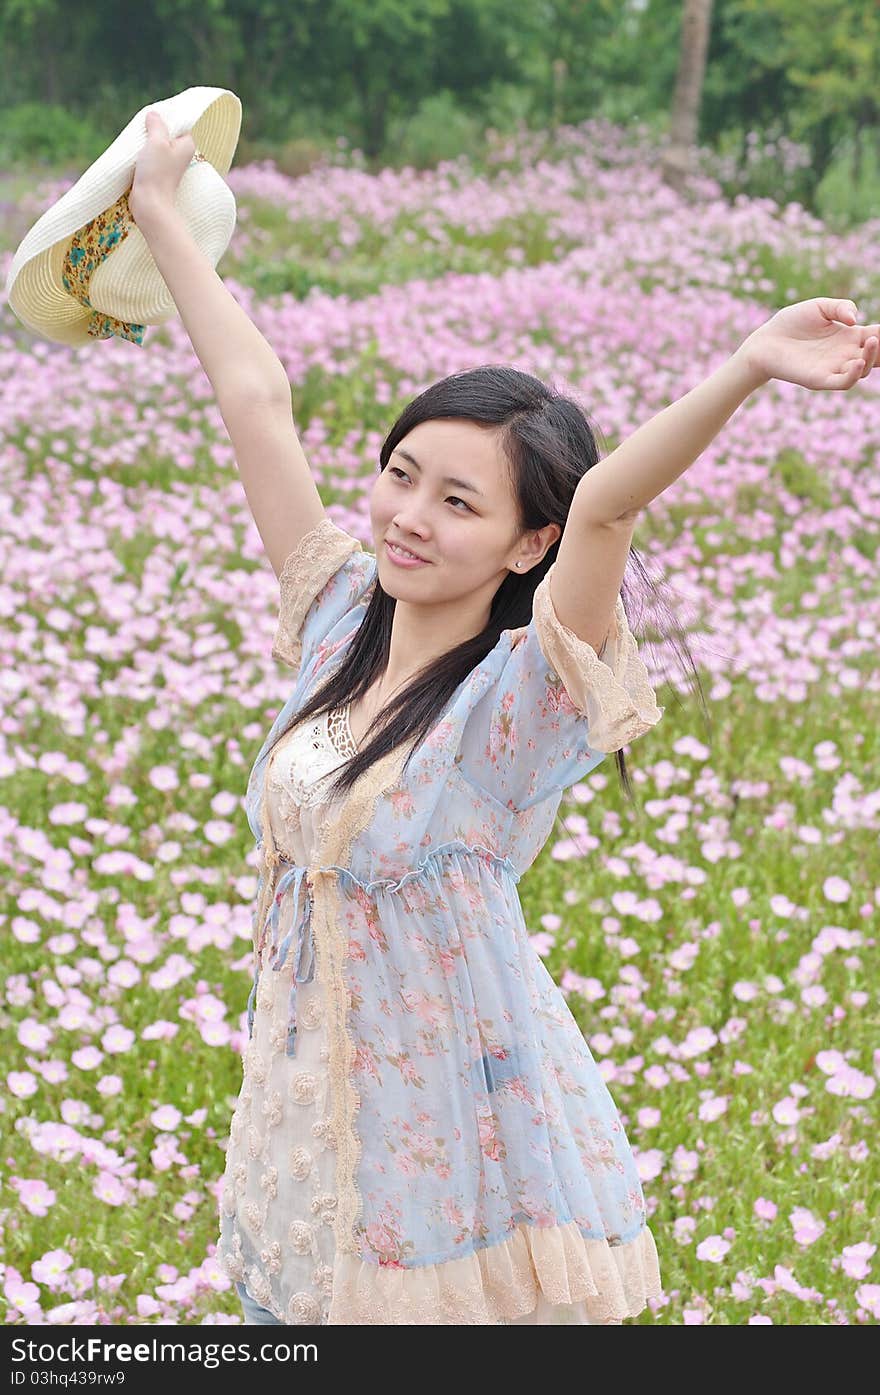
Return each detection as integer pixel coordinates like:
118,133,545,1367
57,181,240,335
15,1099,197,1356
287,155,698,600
4,86,242,347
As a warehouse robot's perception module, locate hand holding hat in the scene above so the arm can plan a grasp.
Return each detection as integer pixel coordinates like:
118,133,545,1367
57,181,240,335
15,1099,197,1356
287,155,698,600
129,110,197,226
5,86,242,348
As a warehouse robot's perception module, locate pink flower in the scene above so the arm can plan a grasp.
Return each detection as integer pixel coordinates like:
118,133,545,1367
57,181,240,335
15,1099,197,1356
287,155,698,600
697,1094,728,1122
8,1071,38,1099
696,1235,731,1262
822,875,850,903
398,1057,422,1084
680,1026,718,1058
732,980,759,1001
841,1242,875,1280
364,1221,399,1261
17,1019,53,1050
150,1104,183,1132
815,1049,847,1074
772,1096,800,1125
31,1250,74,1290
3,1273,41,1313
788,1207,825,1246
149,764,179,792
13,1178,57,1217
855,1284,880,1319
477,1114,502,1163
826,1066,875,1099
101,1024,136,1054
441,1197,464,1224
93,1172,128,1206
634,1148,664,1182
354,1045,380,1081
670,1145,699,1182
731,1273,753,1300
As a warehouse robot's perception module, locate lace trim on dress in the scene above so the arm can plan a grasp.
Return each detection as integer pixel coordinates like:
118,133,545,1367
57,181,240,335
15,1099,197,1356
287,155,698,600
252,700,357,960
328,704,357,757
271,518,362,671
267,710,357,827
253,686,414,1283
309,740,414,1274
532,564,664,753
329,1217,662,1325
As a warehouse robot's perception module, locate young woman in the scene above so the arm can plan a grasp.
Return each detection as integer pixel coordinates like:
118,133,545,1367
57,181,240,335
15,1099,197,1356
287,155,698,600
130,112,878,1325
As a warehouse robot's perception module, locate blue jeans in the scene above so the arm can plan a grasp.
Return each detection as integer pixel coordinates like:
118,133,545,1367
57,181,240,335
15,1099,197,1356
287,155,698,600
236,1280,284,1325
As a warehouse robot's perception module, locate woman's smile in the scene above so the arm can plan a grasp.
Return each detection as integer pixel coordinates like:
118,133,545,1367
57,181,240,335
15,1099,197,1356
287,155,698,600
385,539,431,567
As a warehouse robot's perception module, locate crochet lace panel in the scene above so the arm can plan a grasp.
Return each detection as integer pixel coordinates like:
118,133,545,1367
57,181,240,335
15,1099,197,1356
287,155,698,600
327,704,357,758
532,565,664,753
255,712,413,1276
271,517,362,671
267,709,357,827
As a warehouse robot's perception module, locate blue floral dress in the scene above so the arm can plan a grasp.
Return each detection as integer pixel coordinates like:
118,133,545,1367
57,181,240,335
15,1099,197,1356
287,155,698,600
217,517,665,1325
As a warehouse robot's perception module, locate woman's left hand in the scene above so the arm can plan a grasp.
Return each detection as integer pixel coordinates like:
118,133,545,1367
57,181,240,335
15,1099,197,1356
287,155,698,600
741,297,879,391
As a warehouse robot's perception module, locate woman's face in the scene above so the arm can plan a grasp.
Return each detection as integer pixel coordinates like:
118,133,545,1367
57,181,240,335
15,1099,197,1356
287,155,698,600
369,417,525,605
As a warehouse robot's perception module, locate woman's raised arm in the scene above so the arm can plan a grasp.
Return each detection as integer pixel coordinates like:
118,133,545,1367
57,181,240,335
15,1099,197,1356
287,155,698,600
576,298,879,525
130,111,327,580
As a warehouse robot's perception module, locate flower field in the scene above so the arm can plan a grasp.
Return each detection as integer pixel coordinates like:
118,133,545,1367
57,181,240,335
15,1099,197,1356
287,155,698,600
1,117,878,1324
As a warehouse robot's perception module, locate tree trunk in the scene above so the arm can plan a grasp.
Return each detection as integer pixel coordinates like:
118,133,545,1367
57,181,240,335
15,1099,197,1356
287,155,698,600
41,13,60,107
662,0,714,197
802,115,837,209
363,95,388,165
850,109,872,188
550,58,567,136
351,53,389,165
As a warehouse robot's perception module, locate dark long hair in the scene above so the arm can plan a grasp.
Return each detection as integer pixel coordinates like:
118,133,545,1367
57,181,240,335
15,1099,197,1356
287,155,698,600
283,364,708,805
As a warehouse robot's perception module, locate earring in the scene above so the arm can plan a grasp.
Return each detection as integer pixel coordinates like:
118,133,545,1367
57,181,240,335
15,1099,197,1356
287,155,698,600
515,561,521,568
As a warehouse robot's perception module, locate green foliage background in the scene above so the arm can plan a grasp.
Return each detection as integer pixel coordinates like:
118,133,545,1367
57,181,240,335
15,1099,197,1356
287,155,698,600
1,0,879,227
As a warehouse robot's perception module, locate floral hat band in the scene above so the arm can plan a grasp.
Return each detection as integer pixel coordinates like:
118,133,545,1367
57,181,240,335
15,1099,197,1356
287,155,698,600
4,88,241,349
61,152,210,345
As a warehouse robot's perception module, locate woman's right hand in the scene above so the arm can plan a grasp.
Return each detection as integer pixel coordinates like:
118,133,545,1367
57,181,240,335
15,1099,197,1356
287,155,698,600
129,110,196,227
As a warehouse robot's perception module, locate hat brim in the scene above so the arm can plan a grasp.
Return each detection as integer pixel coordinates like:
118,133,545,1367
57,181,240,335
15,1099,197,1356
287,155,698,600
5,86,242,346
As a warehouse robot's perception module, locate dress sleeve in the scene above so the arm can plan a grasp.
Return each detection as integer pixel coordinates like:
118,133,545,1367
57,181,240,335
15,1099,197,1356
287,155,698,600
459,561,664,810
271,517,375,677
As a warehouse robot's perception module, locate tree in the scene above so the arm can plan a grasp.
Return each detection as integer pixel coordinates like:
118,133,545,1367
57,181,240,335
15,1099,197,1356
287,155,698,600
732,0,880,202
662,0,714,194
296,0,532,162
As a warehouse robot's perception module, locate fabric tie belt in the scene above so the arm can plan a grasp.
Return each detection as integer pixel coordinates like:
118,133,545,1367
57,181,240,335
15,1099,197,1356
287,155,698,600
254,860,316,1057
